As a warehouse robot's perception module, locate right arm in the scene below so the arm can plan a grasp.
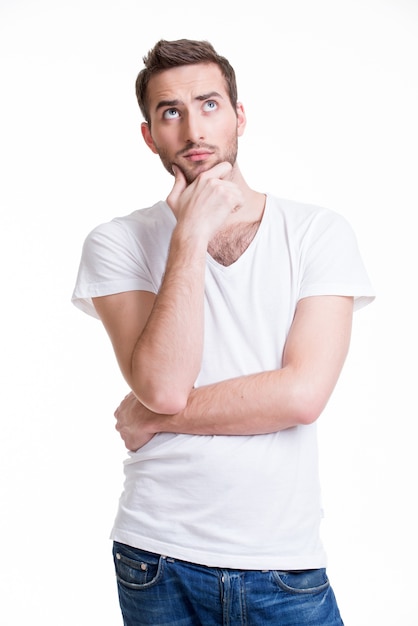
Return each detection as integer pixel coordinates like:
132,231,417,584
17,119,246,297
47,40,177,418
93,162,243,413
94,230,206,414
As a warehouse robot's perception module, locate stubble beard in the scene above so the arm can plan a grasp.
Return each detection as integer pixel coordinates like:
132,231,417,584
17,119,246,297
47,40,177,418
157,134,238,185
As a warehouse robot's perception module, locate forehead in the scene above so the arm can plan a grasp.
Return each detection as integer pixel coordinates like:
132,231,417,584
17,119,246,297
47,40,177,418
147,63,229,110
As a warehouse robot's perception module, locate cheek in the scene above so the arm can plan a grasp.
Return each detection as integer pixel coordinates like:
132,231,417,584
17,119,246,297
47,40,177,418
218,114,241,138
151,130,177,155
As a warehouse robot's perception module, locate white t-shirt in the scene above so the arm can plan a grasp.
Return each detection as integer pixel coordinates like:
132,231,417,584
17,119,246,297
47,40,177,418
72,194,375,570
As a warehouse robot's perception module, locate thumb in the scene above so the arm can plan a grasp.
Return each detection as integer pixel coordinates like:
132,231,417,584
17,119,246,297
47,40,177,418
166,165,187,211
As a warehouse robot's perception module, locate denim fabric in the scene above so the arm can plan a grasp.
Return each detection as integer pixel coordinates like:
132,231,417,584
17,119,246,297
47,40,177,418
113,542,344,625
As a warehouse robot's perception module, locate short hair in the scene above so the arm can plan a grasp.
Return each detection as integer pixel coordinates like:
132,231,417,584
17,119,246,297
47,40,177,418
135,39,238,123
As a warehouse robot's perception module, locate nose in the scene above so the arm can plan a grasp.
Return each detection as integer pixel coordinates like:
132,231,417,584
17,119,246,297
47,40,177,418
182,111,204,144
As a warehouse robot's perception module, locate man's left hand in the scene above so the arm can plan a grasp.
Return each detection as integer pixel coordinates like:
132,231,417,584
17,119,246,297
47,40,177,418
114,392,157,451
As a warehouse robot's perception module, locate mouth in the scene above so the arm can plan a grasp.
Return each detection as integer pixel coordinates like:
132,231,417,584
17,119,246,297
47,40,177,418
182,149,214,162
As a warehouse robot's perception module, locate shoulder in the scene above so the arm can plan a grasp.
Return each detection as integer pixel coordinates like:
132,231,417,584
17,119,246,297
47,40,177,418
72,202,173,318
266,194,346,226
83,202,175,253
265,194,354,246
85,201,174,246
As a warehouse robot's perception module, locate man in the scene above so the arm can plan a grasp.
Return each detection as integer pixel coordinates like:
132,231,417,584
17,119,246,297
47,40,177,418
72,39,375,625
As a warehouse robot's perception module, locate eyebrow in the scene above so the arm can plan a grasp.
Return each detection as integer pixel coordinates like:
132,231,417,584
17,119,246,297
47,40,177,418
155,91,223,112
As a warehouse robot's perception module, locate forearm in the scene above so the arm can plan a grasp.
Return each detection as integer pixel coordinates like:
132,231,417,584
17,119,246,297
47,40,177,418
116,366,337,451
132,226,208,413
147,367,326,437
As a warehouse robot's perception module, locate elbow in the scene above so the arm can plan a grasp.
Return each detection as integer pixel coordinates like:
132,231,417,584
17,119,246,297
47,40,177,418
288,385,328,426
129,362,191,414
134,385,189,415
151,394,189,415
296,404,321,426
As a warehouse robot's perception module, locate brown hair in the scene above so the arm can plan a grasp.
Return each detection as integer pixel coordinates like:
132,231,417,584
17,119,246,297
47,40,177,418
135,39,238,124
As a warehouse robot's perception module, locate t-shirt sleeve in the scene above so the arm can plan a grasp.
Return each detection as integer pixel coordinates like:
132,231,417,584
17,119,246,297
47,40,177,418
298,209,375,311
71,219,156,319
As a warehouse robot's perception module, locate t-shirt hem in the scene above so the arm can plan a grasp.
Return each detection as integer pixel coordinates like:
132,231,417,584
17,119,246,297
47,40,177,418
72,280,156,318
110,528,327,570
298,283,376,312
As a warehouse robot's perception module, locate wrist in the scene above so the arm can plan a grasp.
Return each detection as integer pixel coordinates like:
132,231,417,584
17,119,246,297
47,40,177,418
171,222,209,252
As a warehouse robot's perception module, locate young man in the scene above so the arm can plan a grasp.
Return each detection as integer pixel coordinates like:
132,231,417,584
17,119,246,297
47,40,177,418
72,39,375,625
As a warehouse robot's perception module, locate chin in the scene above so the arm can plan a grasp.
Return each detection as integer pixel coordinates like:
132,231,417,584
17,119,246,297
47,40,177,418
185,160,222,184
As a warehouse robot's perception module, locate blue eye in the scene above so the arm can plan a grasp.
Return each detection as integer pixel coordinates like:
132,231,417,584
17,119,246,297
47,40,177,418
163,108,180,119
203,100,217,111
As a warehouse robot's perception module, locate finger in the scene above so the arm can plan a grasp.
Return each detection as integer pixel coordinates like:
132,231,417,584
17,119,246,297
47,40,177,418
166,165,187,209
200,161,233,181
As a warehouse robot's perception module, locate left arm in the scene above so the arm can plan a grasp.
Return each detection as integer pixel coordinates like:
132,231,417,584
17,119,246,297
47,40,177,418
115,295,353,450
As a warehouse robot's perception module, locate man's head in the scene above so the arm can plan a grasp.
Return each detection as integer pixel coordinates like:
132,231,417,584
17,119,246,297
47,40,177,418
136,39,246,184
136,39,238,125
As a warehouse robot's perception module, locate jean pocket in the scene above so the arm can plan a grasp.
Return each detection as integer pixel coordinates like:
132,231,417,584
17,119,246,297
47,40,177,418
113,542,165,590
272,568,330,594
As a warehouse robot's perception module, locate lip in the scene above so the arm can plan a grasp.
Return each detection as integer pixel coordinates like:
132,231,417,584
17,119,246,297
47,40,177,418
182,150,213,162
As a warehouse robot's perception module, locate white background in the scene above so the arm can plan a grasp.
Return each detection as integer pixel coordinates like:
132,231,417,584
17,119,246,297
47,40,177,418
1,0,417,624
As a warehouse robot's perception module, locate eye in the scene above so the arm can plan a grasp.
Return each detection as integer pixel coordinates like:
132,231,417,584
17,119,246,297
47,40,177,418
163,108,180,119
203,100,217,112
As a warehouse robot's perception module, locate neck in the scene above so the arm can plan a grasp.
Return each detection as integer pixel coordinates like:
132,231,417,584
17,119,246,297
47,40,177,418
207,164,266,266
226,163,266,224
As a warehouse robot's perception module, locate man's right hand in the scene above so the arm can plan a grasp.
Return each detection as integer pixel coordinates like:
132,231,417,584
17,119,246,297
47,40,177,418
166,162,244,242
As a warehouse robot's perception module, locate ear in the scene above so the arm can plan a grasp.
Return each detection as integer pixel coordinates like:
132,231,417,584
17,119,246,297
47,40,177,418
236,102,247,137
141,122,159,154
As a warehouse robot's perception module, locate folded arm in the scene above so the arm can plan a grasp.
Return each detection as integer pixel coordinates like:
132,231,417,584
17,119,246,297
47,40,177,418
109,294,353,450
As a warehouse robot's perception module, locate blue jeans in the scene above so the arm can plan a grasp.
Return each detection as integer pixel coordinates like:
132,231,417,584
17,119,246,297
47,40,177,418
113,542,344,625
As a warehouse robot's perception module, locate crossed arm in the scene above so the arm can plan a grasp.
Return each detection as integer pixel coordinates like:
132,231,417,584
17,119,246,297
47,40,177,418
92,164,354,449
94,287,353,450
